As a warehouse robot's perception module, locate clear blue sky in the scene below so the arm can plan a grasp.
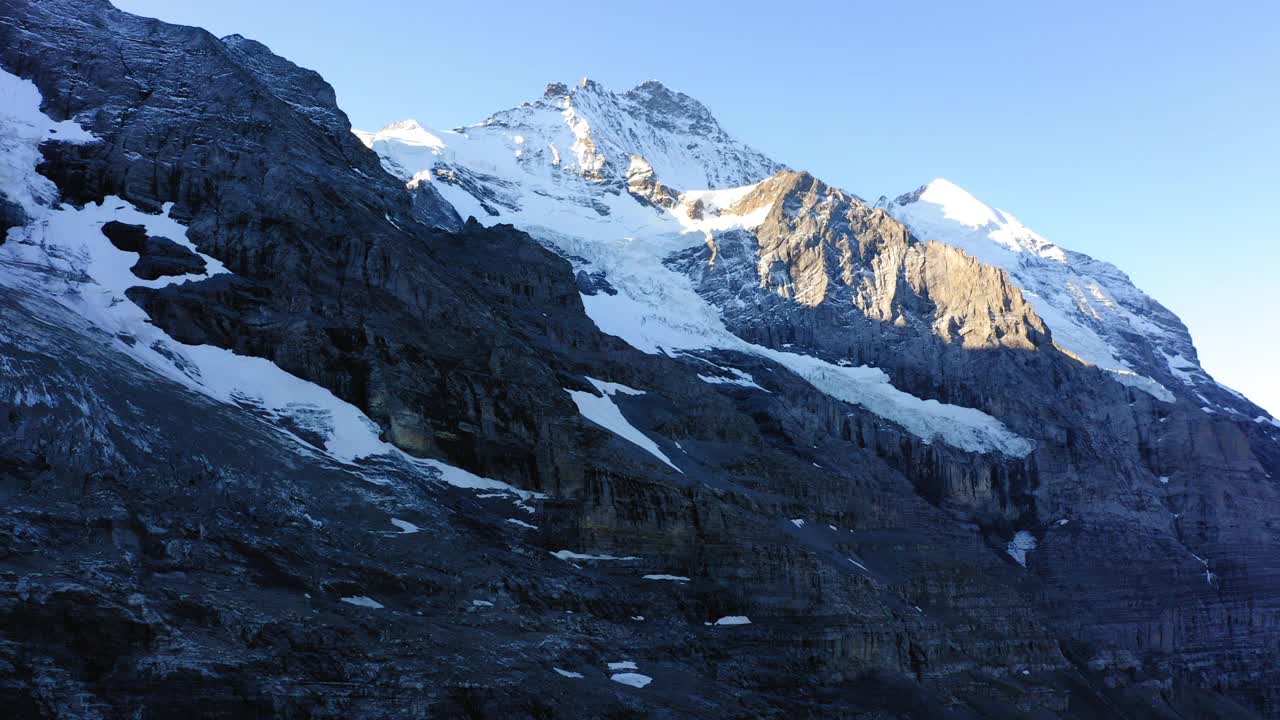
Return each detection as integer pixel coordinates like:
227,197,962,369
114,0,1279,415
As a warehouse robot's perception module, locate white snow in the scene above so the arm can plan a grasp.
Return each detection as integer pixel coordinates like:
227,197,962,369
848,558,870,573
1006,530,1037,567
551,550,639,561
1158,476,1170,485
415,457,545,499
607,661,638,670
340,596,384,609
610,672,652,688
390,518,419,534
471,600,493,607
642,574,690,582
1163,352,1201,386
885,179,1178,403
698,373,766,391
553,668,584,679
789,519,805,528
769,351,1036,456
566,378,680,471
506,518,538,529
0,70,97,225
714,615,752,626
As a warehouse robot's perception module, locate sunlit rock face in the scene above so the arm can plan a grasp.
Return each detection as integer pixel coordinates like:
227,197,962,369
3,0,1280,717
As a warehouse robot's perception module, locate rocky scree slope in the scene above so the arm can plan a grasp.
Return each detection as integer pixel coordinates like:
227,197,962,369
1,0,1279,718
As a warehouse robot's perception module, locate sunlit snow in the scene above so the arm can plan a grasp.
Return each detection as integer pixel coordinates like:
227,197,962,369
551,550,640,561
886,179,1178,402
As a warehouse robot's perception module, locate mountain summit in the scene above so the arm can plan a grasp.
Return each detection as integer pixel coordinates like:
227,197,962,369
358,78,783,202
358,81,1267,423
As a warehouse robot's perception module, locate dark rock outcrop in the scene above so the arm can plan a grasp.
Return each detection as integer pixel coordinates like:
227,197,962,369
626,155,681,209
101,221,206,280
408,179,464,231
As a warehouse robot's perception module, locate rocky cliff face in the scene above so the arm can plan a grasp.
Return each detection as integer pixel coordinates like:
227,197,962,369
3,1,1280,718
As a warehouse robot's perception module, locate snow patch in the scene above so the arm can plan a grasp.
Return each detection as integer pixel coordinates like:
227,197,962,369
642,574,690,582
0,69,97,225
714,615,752,626
1164,352,1200,386
566,378,680,472
551,550,639,561
1006,531,1037,567
698,373,766,391
610,672,652,688
390,518,419,534
340,596,384,609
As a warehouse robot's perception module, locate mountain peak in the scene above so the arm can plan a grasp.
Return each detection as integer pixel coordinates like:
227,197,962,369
411,76,786,190
380,118,425,133
911,178,1003,229
367,119,446,150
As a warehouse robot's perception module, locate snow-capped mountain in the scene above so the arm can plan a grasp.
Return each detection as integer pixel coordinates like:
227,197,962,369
6,3,1280,715
878,180,1266,415
358,84,1045,457
357,78,1276,455
359,81,1275,430
356,78,782,223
